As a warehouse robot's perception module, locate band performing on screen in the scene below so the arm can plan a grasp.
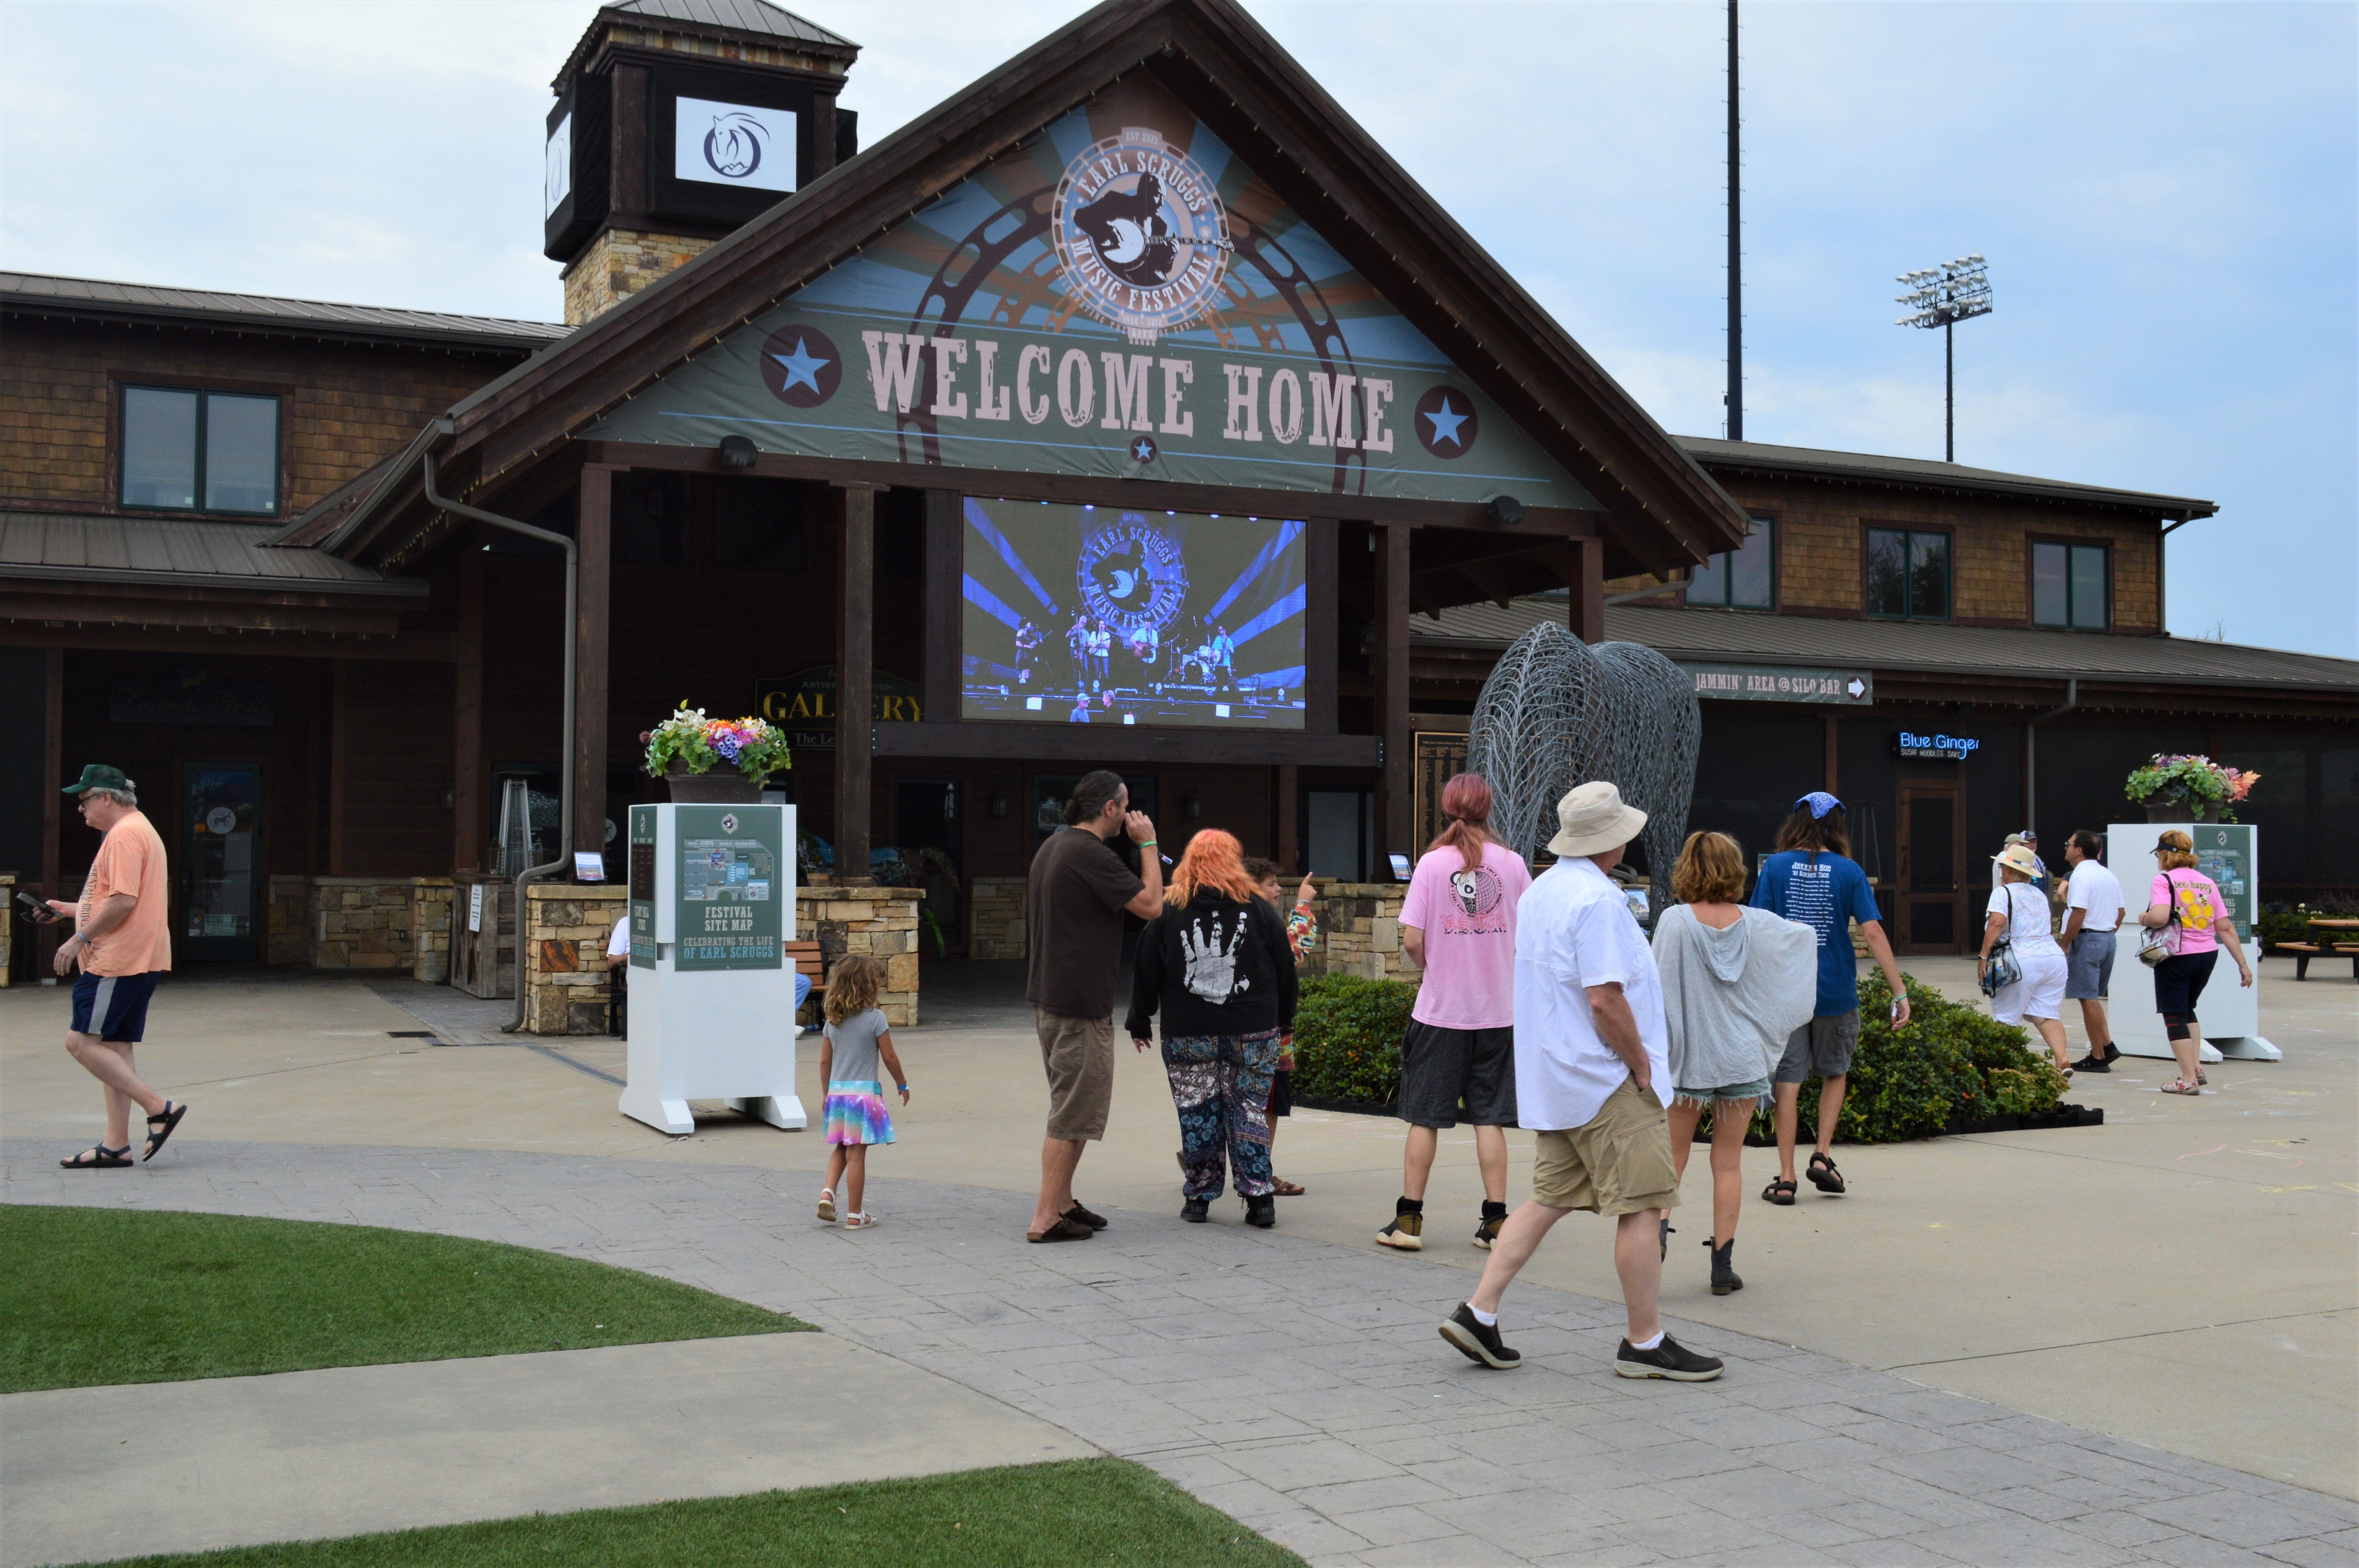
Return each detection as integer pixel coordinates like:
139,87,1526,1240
961,498,1307,730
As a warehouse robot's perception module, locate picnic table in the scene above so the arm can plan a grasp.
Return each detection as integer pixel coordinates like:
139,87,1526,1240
2275,917,2359,981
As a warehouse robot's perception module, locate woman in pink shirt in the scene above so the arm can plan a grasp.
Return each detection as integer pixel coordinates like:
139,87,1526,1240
1377,773,1532,1254
2136,830,2253,1095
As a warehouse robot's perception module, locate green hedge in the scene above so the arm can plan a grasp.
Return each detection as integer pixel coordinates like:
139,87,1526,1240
1290,968,2065,1143
1723,971,2067,1143
1289,973,1416,1104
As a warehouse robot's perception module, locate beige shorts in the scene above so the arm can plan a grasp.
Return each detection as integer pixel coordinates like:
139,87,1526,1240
1530,1076,1681,1217
1036,1010,1115,1142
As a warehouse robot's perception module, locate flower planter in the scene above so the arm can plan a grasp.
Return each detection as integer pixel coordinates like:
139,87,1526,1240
665,768,761,804
2141,799,2221,822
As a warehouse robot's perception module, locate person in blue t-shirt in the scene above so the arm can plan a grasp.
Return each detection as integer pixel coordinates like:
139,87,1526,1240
1748,793,1910,1205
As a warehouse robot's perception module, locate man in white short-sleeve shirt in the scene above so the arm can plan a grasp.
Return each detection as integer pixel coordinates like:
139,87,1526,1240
1437,782,1724,1385
2060,830,2125,1071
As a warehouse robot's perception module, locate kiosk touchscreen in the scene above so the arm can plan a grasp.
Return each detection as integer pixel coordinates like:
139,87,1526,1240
620,802,807,1134
2104,821,2276,1062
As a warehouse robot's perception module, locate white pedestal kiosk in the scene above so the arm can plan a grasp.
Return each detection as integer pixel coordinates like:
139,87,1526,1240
2105,820,2276,1062
620,802,807,1135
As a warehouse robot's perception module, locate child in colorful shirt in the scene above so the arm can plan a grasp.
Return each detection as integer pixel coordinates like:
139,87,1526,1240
1247,858,1318,1196
817,955,908,1230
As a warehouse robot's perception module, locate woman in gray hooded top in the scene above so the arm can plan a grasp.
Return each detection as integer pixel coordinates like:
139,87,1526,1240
1652,831,1819,1295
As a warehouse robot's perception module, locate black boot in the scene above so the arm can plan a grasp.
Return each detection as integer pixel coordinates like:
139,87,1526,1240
1709,1236,1743,1296
1182,1196,1210,1223
1244,1194,1275,1229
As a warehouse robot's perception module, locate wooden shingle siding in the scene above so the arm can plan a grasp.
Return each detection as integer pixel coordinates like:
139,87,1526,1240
1605,474,2163,633
0,317,520,517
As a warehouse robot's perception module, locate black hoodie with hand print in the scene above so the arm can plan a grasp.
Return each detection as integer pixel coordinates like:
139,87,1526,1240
1125,887,1298,1042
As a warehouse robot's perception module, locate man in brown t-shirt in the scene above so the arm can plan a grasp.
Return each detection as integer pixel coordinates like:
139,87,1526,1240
1023,769,1162,1241
48,765,188,1169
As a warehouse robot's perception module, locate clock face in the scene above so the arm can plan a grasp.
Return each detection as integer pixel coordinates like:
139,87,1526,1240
545,113,572,219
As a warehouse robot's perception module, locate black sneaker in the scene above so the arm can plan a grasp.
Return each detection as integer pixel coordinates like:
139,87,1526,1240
1181,1197,1210,1223
1614,1334,1725,1382
1439,1303,1521,1369
1244,1194,1275,1229
2069,1053,2112,1073
1376,1212,1424,1251
1472,1213,1503,1251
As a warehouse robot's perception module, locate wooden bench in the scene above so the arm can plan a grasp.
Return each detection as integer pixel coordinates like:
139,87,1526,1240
2273,942,2359,981
787,940,825,1021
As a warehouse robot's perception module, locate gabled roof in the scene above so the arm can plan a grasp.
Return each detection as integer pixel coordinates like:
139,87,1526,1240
1416,596,2358,695
556,0,858,86
1678,437,2217,521
334,0,1748,577
0,272,570,355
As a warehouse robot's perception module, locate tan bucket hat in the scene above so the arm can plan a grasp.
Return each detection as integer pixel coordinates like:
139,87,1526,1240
1547,780,1648,858
1993,842,2041,878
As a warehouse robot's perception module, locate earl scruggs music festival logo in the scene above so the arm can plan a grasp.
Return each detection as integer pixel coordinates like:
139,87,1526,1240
1078,514,1187,635
1052,128,1234,346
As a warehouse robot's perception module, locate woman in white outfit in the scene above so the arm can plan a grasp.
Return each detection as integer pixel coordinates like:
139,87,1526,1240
1979,842,2071,1073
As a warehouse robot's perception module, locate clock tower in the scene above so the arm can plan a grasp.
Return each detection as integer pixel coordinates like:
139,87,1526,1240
544,0,859,325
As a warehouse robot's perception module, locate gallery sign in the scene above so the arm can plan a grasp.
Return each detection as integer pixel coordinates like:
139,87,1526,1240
1683,663,1872,704
584,77,1596,512
1893,730,1981,762
756,667,921,749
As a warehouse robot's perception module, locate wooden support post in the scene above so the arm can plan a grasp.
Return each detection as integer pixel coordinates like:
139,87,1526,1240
1567,537,1606,644
1824,713,1841,796
40,648,62,976
329,659,349,875
1375,521,1412,872
810,93,838,179
1275,764,1299,874
453,554,484,873
574,466,615,869
835,485,877,882
921,488,959,723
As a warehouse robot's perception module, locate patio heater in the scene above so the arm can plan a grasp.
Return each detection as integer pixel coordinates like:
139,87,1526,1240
1894,255,1992,462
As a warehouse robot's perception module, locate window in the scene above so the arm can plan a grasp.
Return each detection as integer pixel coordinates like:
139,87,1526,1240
120,386,280,514
1685,517,1774,609
2032,540,2108,630
1866,526,1950,619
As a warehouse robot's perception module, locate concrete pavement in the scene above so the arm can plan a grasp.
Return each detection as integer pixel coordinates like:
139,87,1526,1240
0,1332,1090,1568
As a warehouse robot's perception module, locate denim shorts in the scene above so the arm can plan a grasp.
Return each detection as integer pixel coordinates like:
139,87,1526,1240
1673,1077,1771,1108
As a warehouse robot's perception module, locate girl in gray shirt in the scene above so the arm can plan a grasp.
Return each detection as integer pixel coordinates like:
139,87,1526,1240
818,956,907,1230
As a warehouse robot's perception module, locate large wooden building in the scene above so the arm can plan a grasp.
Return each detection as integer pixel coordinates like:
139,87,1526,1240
5,0,2354,988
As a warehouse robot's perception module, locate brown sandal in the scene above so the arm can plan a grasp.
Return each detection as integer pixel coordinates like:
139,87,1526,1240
1271,1179,1305,1196
1026,1216,1094,1243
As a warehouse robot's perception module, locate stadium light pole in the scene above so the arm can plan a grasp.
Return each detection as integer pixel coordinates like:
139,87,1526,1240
1895,255,1992,462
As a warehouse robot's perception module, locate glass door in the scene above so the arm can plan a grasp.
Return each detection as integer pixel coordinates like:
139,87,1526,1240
181,763,260,962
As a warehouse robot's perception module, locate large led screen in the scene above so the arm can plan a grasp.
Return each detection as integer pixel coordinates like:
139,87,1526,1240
961,498,1306,730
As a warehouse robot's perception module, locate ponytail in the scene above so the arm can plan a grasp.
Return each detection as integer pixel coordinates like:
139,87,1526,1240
1425,772,1497,873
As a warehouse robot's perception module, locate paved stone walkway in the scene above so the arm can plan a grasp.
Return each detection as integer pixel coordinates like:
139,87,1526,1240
6,1142,2352,1568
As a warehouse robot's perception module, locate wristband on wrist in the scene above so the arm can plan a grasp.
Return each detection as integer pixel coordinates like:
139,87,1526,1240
1139,838,1157,848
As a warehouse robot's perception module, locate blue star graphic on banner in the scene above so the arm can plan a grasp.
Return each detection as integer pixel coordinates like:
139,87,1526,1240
1130,436,1158,463
1423,396,1469,449
770,336,831,393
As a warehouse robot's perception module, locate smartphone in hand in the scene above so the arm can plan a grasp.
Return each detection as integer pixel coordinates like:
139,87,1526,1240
14,890,63,925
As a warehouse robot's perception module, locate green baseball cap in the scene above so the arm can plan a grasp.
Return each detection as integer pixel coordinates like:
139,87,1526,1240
62,764,134,796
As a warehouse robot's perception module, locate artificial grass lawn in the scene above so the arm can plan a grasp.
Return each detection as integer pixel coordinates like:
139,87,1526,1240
1,1204,805,1393
77,1458,1305,1568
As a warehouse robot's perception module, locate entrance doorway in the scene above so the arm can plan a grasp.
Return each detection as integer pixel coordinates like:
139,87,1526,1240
894,778,963,955
1895,778,1966,954
180,762,260,962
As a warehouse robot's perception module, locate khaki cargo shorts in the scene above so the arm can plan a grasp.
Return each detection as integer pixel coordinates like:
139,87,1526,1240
1036,1009,1116,1142
1530,1075,1681,1217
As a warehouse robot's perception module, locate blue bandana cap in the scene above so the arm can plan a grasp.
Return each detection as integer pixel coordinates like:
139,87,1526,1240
1794,791,1844,820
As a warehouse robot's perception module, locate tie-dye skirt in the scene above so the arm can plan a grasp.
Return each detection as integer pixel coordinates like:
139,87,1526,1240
823,1079,896,1146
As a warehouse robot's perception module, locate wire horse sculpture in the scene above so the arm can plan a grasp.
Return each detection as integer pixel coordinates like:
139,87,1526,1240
1465,625,1701,911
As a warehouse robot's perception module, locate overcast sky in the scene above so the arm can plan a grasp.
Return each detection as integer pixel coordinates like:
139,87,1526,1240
4,1,2351,657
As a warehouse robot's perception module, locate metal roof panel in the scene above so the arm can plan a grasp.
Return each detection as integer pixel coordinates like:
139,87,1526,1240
1675,436,2216,518
0,272,571,353
0,513,426,597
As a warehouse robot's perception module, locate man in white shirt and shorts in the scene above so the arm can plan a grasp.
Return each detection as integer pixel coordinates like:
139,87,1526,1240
2061,830,2125,1072
1437,782,1725,1383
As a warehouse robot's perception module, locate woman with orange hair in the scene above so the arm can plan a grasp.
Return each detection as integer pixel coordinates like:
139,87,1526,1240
1126,829,1300,1227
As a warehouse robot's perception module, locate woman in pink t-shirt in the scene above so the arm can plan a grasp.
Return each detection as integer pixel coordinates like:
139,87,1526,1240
1377,773,1532,1254
2135,830,2253,1095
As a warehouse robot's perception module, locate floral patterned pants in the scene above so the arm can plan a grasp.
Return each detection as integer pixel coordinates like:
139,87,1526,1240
1161,1029,1282,1200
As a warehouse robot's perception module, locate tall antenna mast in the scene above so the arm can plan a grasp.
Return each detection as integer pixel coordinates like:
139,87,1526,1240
1725,0,1742,441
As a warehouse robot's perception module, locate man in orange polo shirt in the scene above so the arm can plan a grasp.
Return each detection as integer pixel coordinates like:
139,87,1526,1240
47,765,188,1169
